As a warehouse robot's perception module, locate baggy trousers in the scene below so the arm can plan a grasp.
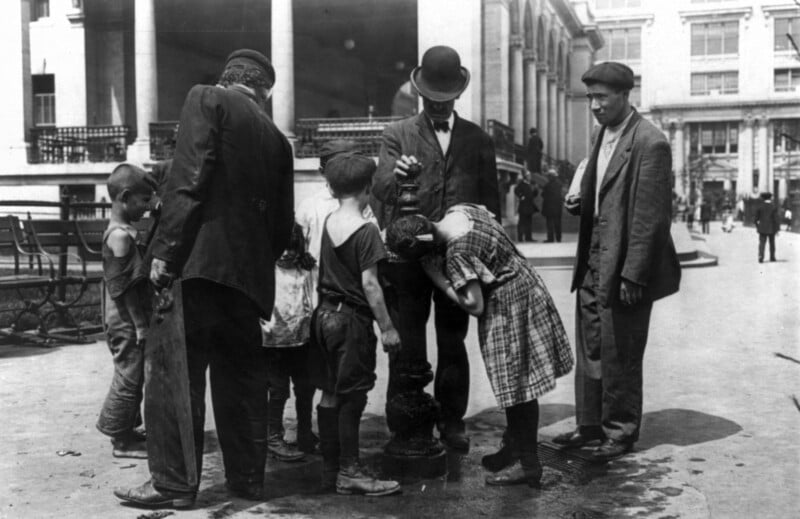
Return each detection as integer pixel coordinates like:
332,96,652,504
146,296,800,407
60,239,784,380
574,235,653,443
380,260,470,432
148,279,268,493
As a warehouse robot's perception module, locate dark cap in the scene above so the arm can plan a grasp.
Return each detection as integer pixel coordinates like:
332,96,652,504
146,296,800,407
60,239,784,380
581,61,634,90
319,139,359,161
225,49,275,87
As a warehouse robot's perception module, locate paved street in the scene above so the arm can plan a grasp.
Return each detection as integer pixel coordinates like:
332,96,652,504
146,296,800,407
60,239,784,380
1,222,798,518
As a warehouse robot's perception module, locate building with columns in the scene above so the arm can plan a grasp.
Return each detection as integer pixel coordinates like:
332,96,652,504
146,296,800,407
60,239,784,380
1,0,603,221
591,0,800,206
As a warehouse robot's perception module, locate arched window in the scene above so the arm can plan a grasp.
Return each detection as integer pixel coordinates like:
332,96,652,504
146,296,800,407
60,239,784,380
548,31,556,70
524,1,534,50
510,0,520,35
537,18,546,62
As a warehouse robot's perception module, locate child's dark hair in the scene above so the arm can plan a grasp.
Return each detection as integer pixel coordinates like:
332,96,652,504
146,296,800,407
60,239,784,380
324,151,376,198
277,222,316,271
386,215,436,261
107,163,157,200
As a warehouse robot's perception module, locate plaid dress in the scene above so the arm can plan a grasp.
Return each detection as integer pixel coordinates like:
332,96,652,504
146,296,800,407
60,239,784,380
442,204,573,408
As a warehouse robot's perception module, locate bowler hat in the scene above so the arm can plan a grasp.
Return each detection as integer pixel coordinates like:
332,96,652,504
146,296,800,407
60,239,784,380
410,46,470,102
225,49,275,87
581,61,634,91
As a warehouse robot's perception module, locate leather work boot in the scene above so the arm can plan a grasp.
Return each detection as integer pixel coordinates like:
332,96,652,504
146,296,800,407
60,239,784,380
485,458,543,488
114,479,195,509
336,464,401,497
267,434,306,462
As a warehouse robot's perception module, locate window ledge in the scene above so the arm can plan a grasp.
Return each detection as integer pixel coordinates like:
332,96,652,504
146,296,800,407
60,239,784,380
762,4,800,19
679,6,753,24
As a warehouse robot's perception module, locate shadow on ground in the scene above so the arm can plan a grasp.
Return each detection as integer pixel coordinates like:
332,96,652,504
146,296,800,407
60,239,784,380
179,406,735,518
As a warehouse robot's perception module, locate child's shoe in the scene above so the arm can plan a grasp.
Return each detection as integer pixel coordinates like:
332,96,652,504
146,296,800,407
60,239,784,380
267,434,306,462
335,464,401,496
111,435,147,459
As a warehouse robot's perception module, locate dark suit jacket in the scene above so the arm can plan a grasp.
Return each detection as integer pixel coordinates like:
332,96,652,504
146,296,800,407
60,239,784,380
569,110,681,306
150,84,294,317
541,177,564,217
755,201,781,235
371,112,500,227
515,181,539,216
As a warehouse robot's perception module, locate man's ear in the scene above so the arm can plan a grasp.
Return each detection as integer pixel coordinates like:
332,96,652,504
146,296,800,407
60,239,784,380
119,189,132,203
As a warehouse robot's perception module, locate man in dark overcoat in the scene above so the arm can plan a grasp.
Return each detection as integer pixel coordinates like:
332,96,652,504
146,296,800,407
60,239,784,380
115,49,294,508
514,171,538,242
556,62,681,461
371,45,500,453
526,128,544,174
541,168,564,243
754,192,781,262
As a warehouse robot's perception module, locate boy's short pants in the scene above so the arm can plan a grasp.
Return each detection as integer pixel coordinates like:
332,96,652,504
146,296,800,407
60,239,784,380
309,300,377,395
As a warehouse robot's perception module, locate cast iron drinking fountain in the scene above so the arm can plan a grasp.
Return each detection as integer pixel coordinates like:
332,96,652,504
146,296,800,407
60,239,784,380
382,162,448,480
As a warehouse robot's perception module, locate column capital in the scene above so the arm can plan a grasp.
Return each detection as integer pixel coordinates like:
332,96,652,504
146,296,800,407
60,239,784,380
669,118,685,131
743,116,756,128
510,34,524,49
547,71,558,81
523,49,536,62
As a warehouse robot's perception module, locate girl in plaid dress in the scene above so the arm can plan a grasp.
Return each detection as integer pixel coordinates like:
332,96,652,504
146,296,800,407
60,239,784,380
386,203,573,487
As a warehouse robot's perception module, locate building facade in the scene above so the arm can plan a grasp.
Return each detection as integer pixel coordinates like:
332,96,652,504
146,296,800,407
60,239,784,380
0,0,601,221
591,0,800,208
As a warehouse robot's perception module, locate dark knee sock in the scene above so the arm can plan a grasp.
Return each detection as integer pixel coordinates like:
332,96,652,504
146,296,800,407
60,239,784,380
294,384,314,435
266,393,288,439
338,392,367,468
317,405,339,472
505,400,539,455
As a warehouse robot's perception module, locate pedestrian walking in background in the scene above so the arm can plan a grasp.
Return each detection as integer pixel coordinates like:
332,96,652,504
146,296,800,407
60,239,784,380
116,49,294,509
96,164,156,460
541,168,564,243
700,198,711,234
560,61,681,462
386,204,572,488
526,128,544,175
754,192,781,262
371,45,500,453
514,172,539,242
261,222,319,462
721,205,735,233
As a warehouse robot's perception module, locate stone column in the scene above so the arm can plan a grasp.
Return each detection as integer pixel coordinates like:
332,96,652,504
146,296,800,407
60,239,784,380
778,177,788,201
557,84,566,161
0,0,30,166
523,50,537,140
537,65,548,159
737,119,754,196
509,36,524,144
547,74,557,160
271,0,295,137
126,0,158,164
757,118,771,193
724,178,732,191
672,121,686,198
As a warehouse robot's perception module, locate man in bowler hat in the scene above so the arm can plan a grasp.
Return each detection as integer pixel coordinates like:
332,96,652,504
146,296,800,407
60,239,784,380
372,45,500,452
754,192,781,262
115,49,294,508
557,61,681,461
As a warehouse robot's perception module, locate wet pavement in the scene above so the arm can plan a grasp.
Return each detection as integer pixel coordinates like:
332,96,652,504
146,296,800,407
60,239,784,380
1,222,798,518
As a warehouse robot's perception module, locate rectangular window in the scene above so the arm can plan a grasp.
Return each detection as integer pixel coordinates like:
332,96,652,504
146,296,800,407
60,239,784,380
596,27,642,62
32,0,49,21
691,122,739,156
775,68,800,92
629,76,641,107
774,119,800,152
32,74,55,126
775,17,800,52
691,21,739,56
690,72,738,95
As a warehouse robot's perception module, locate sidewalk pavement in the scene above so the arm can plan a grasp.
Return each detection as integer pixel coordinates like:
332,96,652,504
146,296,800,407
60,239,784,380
1,222,798,518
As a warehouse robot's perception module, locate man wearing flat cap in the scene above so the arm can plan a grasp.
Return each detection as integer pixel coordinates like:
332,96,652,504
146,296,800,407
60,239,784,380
556,61,680,461
116,49,294,508
372,45,500,453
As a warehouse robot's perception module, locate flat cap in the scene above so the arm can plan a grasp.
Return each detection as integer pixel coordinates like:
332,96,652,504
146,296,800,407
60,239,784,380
581,61,634,90
319,139,359,160
225,49,275,87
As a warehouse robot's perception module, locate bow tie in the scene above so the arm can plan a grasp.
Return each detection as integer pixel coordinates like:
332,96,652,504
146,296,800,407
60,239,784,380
432,120,450,132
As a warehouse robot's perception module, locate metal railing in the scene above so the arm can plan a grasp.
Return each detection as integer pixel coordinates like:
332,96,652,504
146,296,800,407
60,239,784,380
149,121,179,161
29,125,130,164
295,116,404,158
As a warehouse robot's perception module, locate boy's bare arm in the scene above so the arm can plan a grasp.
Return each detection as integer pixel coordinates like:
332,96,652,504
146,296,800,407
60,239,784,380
361,265,401,354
